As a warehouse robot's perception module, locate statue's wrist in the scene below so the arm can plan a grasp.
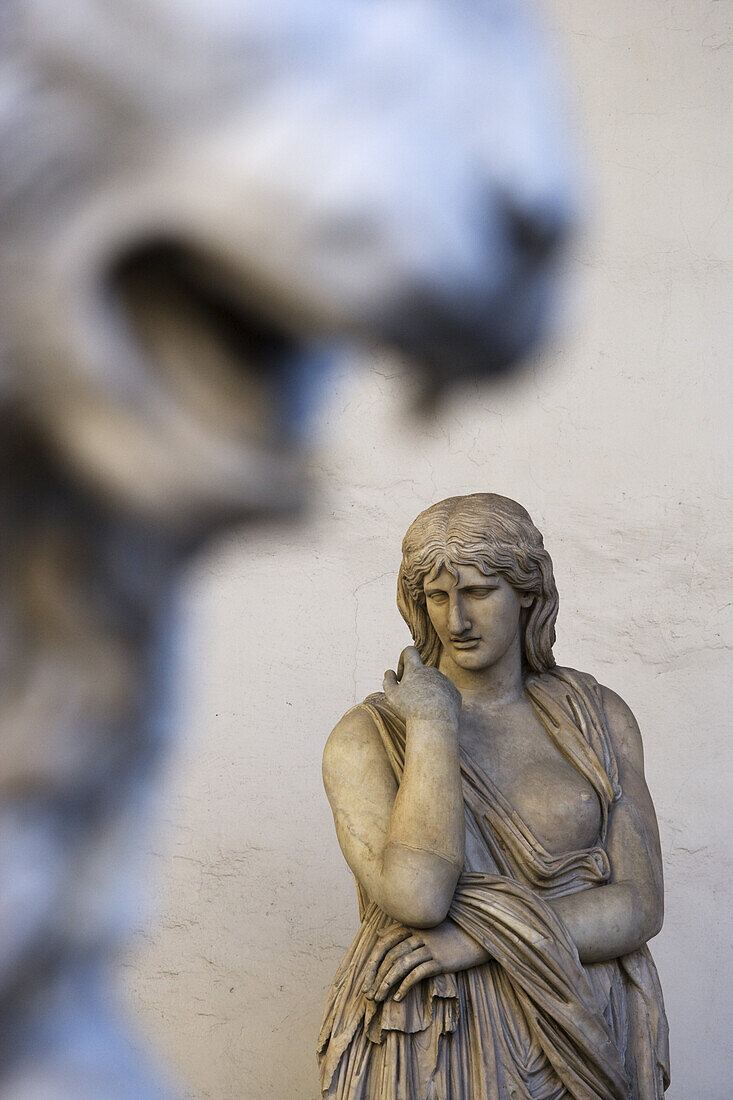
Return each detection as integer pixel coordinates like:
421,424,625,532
405,711,459,736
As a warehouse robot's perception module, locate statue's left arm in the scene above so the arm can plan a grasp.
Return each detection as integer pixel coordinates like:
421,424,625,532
546,686,664,965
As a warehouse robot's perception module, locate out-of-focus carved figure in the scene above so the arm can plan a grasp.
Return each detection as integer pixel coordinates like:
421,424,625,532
0,1,577,1095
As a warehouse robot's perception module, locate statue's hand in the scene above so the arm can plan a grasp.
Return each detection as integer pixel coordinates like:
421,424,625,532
382,647,461,726
362,919,490,1003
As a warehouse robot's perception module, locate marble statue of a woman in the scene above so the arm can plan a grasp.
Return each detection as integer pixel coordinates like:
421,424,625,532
319,494,669,1099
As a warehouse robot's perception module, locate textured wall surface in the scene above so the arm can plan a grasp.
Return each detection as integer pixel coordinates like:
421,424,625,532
123,3,732,1096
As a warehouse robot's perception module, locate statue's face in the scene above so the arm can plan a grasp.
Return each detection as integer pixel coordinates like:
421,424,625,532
423,563,531,671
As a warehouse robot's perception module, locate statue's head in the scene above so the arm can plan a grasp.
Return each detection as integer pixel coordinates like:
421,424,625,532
397,493,558,673
0,1,576,539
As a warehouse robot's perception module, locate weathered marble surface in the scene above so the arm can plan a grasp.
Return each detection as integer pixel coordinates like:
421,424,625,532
0,3,575,1095
321,494,669,1098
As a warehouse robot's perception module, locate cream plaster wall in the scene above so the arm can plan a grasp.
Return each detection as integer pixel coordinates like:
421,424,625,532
124,3,732,1096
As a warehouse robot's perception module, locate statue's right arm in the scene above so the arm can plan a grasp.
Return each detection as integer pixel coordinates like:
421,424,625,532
323,684,464,928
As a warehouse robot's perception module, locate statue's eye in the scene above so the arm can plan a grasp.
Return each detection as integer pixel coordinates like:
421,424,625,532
426,591,448,602
466,587,496,598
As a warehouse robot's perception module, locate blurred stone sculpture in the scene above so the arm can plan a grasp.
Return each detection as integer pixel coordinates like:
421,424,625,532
321,494,669,1099
0,2,576,1096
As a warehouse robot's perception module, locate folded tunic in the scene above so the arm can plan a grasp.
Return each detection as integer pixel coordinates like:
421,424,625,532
318,667,669,1100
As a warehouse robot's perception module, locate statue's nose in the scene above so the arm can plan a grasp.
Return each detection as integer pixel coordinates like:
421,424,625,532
449,601,471,636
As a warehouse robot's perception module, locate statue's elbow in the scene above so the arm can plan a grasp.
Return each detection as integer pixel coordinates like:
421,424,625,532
633,883,664,945
380,845,460,927
383,871,457,928
390,890,452,929
647,894,664,940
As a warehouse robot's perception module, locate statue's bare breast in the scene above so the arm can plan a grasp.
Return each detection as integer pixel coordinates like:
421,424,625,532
459,704,602,857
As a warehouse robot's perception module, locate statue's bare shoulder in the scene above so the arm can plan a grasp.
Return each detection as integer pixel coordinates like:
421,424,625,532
596,682,663,924
322,704,399,873
598,684,647,777
323,703,396,794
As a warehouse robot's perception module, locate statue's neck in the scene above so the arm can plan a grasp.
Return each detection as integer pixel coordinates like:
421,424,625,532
437,631,525,708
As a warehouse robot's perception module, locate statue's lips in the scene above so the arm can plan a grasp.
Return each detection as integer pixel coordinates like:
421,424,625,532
450,637,480,649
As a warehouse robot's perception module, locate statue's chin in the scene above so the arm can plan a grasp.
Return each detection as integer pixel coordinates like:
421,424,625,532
449,650,489,672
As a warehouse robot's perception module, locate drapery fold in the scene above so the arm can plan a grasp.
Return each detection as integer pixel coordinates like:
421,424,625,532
318,668,669,1099
448,873,629,1099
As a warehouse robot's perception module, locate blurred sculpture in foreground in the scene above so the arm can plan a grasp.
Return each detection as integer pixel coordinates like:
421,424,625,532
0,1,576,1095
320,494,669,1099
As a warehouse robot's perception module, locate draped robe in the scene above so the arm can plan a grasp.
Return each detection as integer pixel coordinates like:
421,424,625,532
318,668,669,1100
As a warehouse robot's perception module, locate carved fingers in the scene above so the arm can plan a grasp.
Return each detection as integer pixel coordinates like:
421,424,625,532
362,920,492,1004
361,924,410,992
392,959,442,1001
363,931,436,1002
381,645,421,696
382,647,461,725
382,669,399,693
396,645,421,681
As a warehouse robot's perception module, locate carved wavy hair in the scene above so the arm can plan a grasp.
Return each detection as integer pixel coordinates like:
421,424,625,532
397,494,558,673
